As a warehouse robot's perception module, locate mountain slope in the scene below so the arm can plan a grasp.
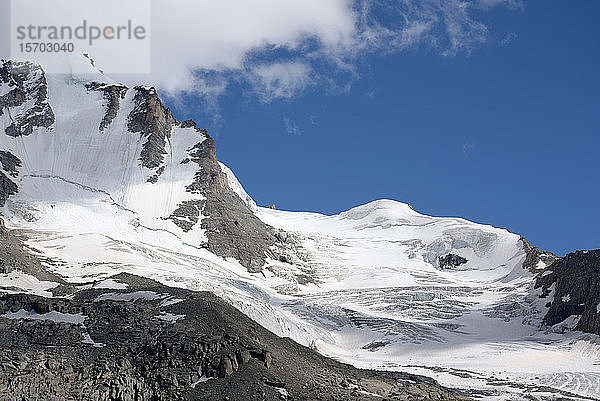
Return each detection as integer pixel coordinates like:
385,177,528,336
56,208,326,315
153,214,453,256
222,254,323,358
0,57,274,272
0,268,468,401
0,56,599,401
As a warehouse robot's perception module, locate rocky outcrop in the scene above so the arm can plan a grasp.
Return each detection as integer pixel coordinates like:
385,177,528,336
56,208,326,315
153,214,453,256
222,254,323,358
0,151,22,207
125,86,276,272
158,118,276,272
0,226,65,285
168,200,203,232
0,151,21,178
520,237,558,272
535,250,600,334
0,174,17,209
181,133,276,272
0,272,468,401
438,254,467,269
128,86,176,172
0,60,55,137
85,82,128,132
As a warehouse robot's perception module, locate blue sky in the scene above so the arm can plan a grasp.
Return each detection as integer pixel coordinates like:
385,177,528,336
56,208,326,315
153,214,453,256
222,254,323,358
164,1,599,256
0,1,596,255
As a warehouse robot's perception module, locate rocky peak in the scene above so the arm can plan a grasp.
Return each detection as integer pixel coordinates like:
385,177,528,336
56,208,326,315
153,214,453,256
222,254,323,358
0,59,277,272
520,237,558,272
128,86,176,171
169,122,276,272
0,59,55,137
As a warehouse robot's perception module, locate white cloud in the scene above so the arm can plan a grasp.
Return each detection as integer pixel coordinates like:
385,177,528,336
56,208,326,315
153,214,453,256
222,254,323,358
250,62,313,102
444,3,488,55
23,0,521,101
145,0,355,95
479,0,523,10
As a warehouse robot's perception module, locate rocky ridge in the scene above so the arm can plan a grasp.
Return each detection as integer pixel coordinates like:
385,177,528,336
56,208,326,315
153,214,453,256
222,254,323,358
535,249,600,335
0,58,275,273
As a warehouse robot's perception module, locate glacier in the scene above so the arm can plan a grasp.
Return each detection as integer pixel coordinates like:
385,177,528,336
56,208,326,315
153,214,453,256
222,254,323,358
0,55,599,401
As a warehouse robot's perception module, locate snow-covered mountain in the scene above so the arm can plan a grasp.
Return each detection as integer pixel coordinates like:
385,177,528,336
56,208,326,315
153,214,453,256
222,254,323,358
1,56,599,401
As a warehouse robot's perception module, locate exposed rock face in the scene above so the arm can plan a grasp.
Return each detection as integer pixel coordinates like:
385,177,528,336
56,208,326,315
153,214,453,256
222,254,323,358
0,56,276,272
0,174,17,209
438,254,468,269
0,226,64,284
122,83,276,271
178,133,276,272
0,151,21,178
535,250,600,334
521,237,558,272
0,151,21,207
127,86,176,171
0,61,52,206
0,271,468,401
85,82,128,132
168,199,203,232
0,60,55,137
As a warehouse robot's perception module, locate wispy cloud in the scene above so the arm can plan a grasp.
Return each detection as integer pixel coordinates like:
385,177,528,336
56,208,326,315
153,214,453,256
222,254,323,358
283,118,301,136
478,0,524,10
250,61,313,102
74,0,524,104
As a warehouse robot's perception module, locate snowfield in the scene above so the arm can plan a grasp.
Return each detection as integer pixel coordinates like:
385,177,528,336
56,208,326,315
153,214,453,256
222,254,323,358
1,56,599,401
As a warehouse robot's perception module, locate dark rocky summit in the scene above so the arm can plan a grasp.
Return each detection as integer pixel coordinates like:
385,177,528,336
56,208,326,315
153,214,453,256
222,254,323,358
535,249,600,334
0,60,55,137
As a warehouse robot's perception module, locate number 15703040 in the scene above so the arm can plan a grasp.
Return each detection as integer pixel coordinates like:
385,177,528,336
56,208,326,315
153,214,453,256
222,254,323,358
18,42,75,53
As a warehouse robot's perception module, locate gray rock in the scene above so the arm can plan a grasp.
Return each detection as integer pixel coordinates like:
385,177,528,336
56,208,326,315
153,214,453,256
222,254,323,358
85,82,128,132
520,237,558,272
0,172,17,208
438,254,467,269
172,131,276,272
535,249,600,334
127,86,176,171
0,151,21,178
0,60,55,137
